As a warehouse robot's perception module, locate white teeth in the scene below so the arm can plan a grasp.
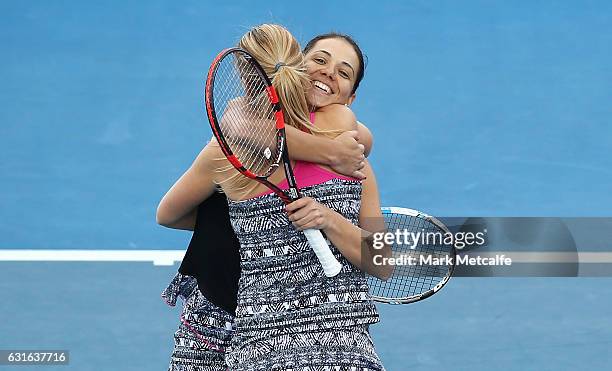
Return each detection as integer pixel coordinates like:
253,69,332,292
313,80,331,94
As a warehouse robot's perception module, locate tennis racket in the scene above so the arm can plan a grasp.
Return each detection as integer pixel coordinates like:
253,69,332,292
204,47,342,277
367,207,456,304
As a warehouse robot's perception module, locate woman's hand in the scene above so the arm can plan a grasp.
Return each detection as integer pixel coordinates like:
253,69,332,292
285,197,334,231
330,130,366,179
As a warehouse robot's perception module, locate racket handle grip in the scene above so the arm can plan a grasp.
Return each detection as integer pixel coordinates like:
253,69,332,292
303,229,342,277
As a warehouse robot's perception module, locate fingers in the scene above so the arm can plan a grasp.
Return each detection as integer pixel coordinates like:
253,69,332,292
285,197,326,230
352,170,366,180
287,204,318,223
294,217,326,231
351,160,367,180
291,214,321,230
285,197,311,213
338,130,361,146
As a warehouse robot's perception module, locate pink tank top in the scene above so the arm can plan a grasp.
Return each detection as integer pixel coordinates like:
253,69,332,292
254,112,359,198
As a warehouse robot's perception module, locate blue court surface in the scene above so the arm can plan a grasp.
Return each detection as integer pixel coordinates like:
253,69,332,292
1,1,611,370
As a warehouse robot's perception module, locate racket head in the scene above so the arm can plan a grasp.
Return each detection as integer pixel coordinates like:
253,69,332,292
205,47,285,180
368,207,456,304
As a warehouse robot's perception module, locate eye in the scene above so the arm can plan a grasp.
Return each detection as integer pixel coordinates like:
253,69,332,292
313,57,326,64
339,70,350,79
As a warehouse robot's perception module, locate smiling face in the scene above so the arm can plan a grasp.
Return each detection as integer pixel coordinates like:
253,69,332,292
304,37,360,109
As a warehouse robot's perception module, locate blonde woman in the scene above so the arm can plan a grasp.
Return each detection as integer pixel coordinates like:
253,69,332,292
159,24,387,370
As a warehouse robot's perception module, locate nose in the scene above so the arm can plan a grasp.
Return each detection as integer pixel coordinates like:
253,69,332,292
321,65,336,80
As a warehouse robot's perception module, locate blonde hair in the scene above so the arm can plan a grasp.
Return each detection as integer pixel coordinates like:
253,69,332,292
239,24,313,132
213,24,339,198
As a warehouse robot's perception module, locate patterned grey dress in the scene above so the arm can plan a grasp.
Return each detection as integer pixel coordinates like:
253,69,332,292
225,178,385,371
162,273,235,371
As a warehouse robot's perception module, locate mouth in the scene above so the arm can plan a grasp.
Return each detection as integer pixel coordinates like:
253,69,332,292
313,80,332,95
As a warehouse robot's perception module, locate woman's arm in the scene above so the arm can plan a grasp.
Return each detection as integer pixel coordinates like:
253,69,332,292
159,108,375,231
156,143,220,230
286,125,366,179
162,208,198,231
285,160,392,280
286,104,373,179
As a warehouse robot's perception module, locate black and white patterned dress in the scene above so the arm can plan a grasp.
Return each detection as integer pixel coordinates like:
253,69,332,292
225,178,385,371
162,273,235,371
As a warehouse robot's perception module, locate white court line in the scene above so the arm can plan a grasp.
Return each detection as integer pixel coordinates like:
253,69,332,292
0,250,185,266
1,250,612,265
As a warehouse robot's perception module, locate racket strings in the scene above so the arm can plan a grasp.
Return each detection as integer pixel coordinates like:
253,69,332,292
223,56,272,170
368,213,453,301
216,58,265,163
213,53,280,177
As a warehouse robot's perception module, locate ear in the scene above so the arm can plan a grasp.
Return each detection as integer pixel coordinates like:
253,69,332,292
346,93,356,106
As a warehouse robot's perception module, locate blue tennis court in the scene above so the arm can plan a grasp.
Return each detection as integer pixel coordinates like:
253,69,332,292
2,1,611,370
